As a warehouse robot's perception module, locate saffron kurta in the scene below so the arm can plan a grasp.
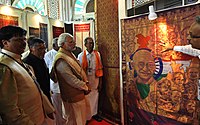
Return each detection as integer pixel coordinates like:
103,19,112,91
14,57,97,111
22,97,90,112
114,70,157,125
78,50,103,120
44,49,66,125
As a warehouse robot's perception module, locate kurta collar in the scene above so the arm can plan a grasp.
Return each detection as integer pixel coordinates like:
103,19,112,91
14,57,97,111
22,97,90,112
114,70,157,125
52,49,57,53
85,50,94,55
1,49,22,62
28,53,43,61
59,48,71,55
59,47,79,63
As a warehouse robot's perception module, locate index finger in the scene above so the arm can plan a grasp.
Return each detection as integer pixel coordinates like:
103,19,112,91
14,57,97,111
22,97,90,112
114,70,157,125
159,40,165,44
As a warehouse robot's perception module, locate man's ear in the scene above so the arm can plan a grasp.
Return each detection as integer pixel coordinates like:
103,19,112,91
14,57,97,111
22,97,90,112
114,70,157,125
29,46,35,53
2,40,9,47
130,61,135,69
61,42,65,47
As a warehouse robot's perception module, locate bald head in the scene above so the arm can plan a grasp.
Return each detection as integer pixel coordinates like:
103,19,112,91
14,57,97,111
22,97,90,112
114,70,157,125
132,49,156,83
188,15,200,50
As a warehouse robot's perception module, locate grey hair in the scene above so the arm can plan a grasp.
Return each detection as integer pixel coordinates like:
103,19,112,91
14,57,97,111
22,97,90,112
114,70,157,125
195,15,200,24
58,33,73,47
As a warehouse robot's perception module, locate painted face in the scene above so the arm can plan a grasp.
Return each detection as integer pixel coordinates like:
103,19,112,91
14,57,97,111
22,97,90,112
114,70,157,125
188,22,200,50
171,90,181,103
133,50,156,83
173,73,185,85
164,102,173,110
63,36,75,51
31,43,46,59
160,79,171,93
186,101,196,113
4,36,27,55
85,38,94,53
187,67,199,81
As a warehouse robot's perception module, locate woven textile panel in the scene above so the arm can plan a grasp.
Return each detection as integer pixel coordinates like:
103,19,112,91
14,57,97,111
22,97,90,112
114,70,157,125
0,14,18,29
96,0,120,124
122,3,200,125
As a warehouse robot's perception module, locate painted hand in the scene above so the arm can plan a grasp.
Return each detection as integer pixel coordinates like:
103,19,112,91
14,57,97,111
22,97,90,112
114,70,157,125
159,40,174,53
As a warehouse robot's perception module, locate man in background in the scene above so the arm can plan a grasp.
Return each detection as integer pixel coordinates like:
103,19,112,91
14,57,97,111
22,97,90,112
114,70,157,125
161,16,200,58
44,38,66,125
72,45,82,58
23,38,51,102
78,37,103,122
161,15,200,124
21,35,36,59
161,16,200,100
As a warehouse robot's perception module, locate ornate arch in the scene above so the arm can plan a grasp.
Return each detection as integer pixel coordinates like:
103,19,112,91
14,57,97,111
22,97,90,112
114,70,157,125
73,0,94,21
74,0,88,14
12,0,45,15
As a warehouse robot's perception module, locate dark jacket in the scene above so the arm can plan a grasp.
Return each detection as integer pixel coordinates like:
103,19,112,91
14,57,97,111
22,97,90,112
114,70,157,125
23,53,51,102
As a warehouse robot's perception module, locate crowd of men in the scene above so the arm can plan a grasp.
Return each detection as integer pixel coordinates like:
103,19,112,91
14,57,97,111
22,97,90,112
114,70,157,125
0,25,103,125
1,15,200,125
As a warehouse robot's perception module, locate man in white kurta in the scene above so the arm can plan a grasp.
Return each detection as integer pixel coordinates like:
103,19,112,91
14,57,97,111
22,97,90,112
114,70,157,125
78,37,103,121
44,38,66,125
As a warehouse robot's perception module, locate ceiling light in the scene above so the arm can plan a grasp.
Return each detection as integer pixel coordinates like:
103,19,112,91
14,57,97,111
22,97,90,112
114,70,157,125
148,5,157,20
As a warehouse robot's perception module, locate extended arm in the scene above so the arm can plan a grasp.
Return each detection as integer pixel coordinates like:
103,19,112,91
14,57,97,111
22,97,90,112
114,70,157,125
160,40,200,57
173,45,200,57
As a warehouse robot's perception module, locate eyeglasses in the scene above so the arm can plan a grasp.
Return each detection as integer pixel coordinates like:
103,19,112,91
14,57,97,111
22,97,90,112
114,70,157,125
189,32,200,38
137,62,155,69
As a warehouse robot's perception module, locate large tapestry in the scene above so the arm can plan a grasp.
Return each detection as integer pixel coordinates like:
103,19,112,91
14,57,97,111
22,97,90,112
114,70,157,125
65,23,73,35
29,27,39,37
96,0,120,124
0,14,18,28
74,23,90,50
52,26,64,38
122,4,200,125
40,23,48,49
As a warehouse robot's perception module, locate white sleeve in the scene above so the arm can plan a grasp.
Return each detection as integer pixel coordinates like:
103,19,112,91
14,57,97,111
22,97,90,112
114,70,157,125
77,52,83,64
173,45,200,57
44,53,50,68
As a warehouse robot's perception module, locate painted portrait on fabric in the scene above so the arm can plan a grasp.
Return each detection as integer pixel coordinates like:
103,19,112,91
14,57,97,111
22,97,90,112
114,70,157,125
123,4,200,125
